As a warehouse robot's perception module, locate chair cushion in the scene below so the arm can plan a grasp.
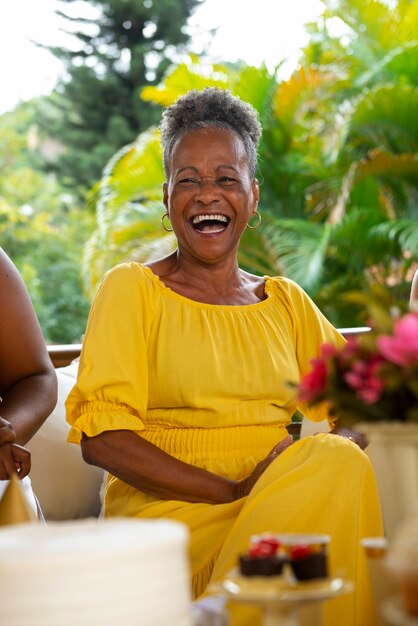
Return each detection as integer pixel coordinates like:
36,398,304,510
26,361,104,520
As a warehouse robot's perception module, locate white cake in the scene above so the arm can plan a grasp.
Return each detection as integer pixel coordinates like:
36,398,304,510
0,518,192,626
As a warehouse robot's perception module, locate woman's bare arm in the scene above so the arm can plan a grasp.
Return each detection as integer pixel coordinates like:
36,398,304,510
81,429,293,504
0,249,57,444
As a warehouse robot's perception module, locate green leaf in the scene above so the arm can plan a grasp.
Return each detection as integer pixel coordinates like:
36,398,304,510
261,219,331,292
141,57,229,106
337,84,418,157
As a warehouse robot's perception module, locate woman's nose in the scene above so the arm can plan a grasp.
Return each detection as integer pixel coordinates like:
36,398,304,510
194,177,220,202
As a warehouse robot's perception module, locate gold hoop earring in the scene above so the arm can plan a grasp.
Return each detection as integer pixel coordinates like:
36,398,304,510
247,211,261,230
161,213,173,232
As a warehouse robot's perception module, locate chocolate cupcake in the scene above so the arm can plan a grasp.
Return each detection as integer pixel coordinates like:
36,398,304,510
239,534,286,577
239,554,286,577
289,544,328,581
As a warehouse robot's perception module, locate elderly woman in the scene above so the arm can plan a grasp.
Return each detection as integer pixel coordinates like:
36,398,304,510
66,88,383,626
0,248,57,482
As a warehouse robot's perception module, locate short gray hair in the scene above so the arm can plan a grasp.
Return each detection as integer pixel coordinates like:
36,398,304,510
160,87,262,178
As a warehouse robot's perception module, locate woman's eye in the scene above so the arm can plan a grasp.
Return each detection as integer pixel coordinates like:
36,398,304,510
177,178,198,186
218,177,237,186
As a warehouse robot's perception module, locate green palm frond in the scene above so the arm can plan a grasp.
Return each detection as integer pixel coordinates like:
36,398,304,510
329,149,418,221
232,64,279,120
335,84,418,158
83,129,167,295
98,129,163,214
398,1,418,44
371,219,418,256
141,57,230,106
110,202,163,244
355,148,418,182
322,0,404,52
356,40,418,88
331,207,401,263
110,201,172,257
261,219,331,292
82,201,176,297
273,65,342,130
81,230,111,299
237,225,282,277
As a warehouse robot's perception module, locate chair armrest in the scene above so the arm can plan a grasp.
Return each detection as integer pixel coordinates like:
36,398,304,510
47,344,82,368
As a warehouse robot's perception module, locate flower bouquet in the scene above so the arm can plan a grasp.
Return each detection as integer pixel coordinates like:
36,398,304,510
299,299,418,425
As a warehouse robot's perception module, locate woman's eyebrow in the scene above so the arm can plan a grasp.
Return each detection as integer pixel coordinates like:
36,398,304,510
175,164,240,176
216,165,239,172
175,166,199,175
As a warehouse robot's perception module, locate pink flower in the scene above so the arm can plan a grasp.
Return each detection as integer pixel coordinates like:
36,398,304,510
377,313,418,367
337,336,360,364
343,357,384,405
344,369,365,390
320,343,338,358
357,384,384,404
299,357,327,402
296,308,418,422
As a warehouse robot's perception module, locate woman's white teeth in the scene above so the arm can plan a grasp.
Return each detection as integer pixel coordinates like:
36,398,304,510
192,214,228,224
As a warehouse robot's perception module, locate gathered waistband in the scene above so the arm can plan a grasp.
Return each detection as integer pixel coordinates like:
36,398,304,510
140,423,288,458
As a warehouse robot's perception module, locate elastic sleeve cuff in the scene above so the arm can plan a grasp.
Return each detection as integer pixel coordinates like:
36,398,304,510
67,401,146,444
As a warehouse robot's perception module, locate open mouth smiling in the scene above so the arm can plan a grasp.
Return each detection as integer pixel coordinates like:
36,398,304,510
191,214,231,234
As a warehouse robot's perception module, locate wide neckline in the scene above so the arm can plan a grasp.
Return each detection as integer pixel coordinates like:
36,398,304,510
141,265,274,311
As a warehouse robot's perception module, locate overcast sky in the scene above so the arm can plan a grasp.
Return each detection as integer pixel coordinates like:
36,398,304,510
0,0,325,114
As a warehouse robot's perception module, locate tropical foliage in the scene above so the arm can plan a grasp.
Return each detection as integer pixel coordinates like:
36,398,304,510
2,0,203,342
84,0,418,327
0,101,93,343
37,0,203,195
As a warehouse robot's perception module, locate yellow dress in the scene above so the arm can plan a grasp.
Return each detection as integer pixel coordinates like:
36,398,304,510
66,263,383,626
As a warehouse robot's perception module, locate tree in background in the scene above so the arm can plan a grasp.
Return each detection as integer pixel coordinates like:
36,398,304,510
0,101,93,343
82,0,418,327
0,0,204,342
38,0,203,196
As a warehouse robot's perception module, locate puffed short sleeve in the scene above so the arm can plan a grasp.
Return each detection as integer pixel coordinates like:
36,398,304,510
66,263,154,443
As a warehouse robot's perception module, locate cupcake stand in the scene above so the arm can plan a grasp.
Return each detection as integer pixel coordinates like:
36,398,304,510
208,533,353,626
210,572,353,626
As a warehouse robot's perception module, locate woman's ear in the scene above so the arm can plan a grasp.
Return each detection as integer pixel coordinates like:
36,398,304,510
162,182,168,211
252,179,260,208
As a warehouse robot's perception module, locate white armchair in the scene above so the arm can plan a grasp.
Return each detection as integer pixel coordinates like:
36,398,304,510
26,360,104,521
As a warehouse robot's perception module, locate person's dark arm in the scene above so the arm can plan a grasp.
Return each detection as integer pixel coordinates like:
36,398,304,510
81,430,293,504
0,249,57,478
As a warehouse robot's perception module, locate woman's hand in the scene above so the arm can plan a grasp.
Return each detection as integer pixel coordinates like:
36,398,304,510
0,416,16,446
0,417,31,480
330,425,368,450
233,435,294,500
